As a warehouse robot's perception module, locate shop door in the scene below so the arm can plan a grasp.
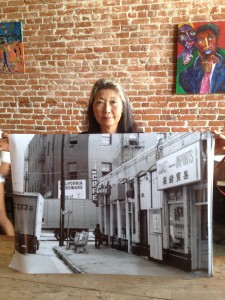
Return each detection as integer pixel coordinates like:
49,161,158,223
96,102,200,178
195,204,208,269
140,210,148,246
149,209,163,260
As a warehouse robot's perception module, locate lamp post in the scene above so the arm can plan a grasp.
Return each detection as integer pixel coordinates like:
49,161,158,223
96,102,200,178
64,210,72,250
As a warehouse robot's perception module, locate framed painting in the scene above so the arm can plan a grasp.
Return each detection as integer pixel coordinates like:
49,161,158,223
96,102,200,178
0,21,25,74
176,21,225,94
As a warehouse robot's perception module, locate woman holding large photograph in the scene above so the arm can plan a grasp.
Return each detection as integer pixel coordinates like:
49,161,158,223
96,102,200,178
0,132,14,236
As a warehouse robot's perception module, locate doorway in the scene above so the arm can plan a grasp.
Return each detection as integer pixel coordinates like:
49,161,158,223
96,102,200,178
149,209,163,260
192,185,208,270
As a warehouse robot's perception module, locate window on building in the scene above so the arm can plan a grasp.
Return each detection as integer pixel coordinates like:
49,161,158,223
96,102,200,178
101,134,111,145
128,133,139,146
69,134,78,146
168,188,185,252
68,162,77,179
102,162,112,176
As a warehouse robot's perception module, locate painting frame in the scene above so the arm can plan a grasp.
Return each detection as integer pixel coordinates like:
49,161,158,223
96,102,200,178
0,21,25,74
176,21,225,94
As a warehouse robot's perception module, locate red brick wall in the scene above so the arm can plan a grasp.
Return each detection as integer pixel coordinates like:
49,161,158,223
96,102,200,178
1,0,225,133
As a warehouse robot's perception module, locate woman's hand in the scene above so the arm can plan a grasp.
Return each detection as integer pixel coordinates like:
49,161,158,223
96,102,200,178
0,133,10,152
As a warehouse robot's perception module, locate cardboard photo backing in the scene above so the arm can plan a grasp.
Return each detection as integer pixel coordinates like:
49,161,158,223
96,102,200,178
5,133,215,276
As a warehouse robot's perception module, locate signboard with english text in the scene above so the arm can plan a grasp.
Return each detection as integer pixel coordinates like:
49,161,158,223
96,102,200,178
157,142,201,190
58,180,86,199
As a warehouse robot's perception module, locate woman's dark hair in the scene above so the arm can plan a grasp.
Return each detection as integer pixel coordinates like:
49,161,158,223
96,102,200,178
86,78,138,133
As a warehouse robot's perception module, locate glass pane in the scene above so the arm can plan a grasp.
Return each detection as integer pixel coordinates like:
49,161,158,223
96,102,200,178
169,202,184,251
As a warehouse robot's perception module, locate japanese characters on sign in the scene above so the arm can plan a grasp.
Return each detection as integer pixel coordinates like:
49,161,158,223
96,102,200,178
157,142,201,190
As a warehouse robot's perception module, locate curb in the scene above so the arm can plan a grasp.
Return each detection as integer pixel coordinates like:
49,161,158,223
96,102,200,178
53,246,85,274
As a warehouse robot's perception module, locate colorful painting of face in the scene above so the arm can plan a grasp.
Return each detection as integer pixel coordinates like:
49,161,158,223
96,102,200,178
0,22,25,74
178,24,196,65
176,21,225,94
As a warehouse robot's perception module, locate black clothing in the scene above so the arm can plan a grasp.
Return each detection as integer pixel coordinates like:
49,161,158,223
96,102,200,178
94,225,101,249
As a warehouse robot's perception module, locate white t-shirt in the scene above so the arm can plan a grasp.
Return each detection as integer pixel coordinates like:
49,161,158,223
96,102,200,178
0,151,11,183
1,151,10,164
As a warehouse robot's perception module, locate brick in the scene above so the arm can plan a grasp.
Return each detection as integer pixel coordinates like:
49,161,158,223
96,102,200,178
0,0,223,133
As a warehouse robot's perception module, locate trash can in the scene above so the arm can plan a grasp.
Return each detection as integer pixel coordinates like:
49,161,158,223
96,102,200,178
13,192,44,254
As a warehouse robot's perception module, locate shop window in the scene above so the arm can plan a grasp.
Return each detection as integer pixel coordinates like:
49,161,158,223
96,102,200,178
168,189,185,251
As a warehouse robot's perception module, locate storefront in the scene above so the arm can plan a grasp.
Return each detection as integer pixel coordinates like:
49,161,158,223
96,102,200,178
97,133,214,272
157,138,209,271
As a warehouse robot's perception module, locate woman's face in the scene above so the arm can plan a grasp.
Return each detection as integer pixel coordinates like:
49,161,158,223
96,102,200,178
93,89,124,133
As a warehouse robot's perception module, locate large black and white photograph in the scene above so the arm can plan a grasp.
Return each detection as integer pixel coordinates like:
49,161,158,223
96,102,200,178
4,133,216,276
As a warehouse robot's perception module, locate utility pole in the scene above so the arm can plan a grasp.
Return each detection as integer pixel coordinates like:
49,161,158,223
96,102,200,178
59,134,65,246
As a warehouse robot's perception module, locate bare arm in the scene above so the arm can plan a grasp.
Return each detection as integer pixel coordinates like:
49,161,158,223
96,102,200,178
0,133,10,152
0,162,10,177
0,133,10,176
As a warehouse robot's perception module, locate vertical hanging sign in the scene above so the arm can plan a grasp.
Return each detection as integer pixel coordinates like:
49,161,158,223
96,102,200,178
91,169,98,206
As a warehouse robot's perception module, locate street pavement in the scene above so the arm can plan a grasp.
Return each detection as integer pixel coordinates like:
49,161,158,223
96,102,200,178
54,240,207,278
9,239,73,274
37,231,225,279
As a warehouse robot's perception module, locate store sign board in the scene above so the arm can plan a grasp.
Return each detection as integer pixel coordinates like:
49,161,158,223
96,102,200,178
58,180,86,199
157,142,201,190
91,169,98,204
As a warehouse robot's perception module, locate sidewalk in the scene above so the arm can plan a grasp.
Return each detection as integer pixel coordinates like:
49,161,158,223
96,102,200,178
54,241,206,278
